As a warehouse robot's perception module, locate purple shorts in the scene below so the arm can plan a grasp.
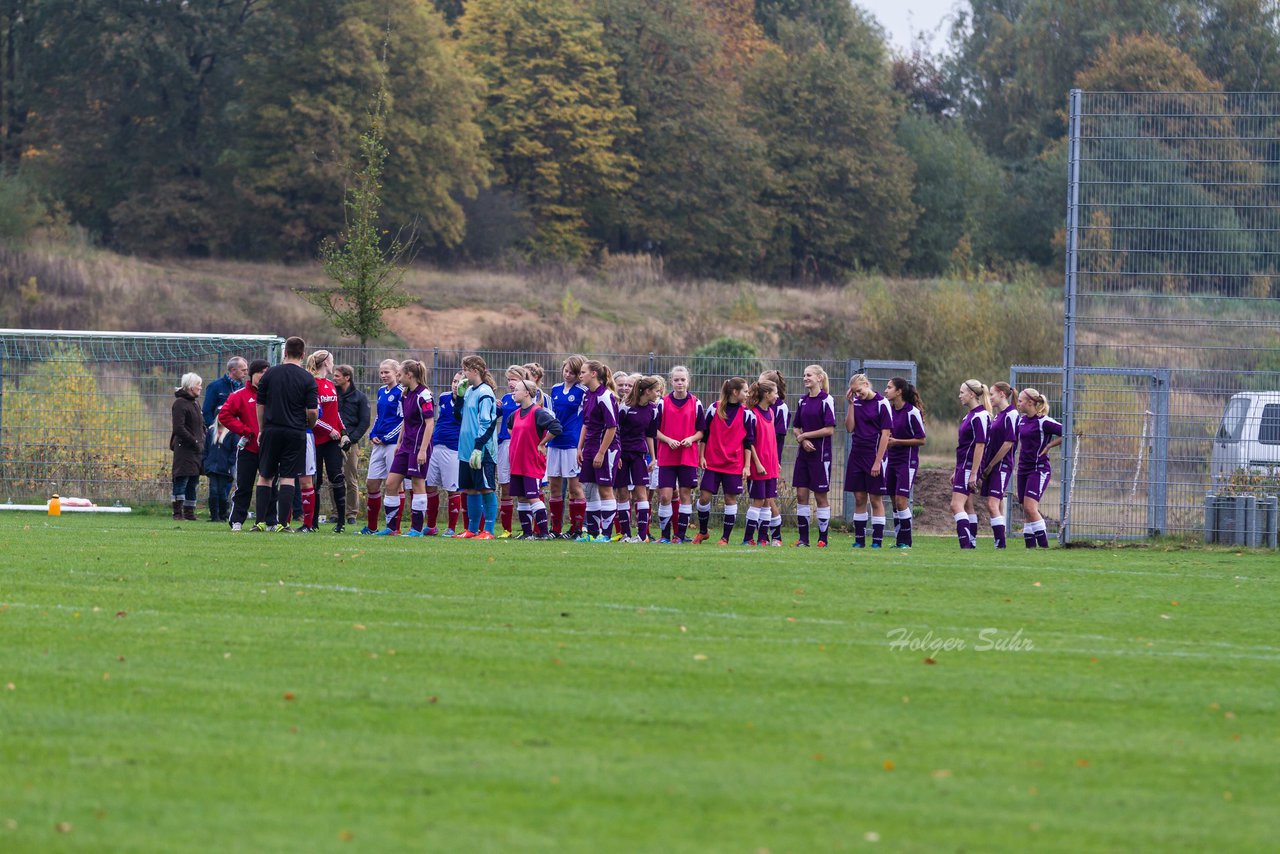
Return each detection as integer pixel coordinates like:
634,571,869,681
390,447,426,479
885,460,917,498
951,464,974,495
1017,466,1052,503
579,448,619,486
792,454,830,492
980,463,1013,499
615,453,651,490
658,465,697,490
700,469,743,496
748,478,778,500
844,465,887,496
509,473,543,500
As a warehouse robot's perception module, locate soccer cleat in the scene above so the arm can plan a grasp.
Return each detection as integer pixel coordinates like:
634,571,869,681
895,543,912,549
611,533,624,542
404,529,425,538
512,531,526,540
458,530,478,539
659,537,671,544
497,530,512,539
249,522,266,533
591,534,612,543
691,533,710,545
850,542,865,549
356,526,377,535
476,531,495,540
575,533,593,543
268,524,292,534
816,540,827,548
770,539,783,547
230,522,242,532
332,523,346,535
756,538,769,548
294,525,315,534
566,529,582,540
441,529,457,538
374,528,399,536
743,539,756,547
424,527,440,537
870,542,882,549
793,541,809,547
716,538,730,546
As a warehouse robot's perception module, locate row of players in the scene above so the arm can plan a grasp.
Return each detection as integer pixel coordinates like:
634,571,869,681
216,345,1062,548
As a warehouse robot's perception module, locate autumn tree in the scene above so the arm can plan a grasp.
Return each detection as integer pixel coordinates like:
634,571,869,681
461,0,636,260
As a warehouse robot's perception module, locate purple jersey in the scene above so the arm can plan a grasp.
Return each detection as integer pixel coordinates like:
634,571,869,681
1016,415,1062,473
850,392,893,450
981,405,1020,472
581,385,619,457
398,384,435,448
955,405,991,472
793,391,837,463
617,401,659,455
887,404,926,467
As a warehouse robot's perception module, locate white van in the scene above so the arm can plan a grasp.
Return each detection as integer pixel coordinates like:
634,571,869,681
1211,392,1280,485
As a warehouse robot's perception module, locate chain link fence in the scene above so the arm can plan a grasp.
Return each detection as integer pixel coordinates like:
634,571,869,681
0,330,915,522
1061,90,1280,543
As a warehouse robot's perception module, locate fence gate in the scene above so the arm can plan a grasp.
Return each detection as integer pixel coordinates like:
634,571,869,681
1012,365,1170,542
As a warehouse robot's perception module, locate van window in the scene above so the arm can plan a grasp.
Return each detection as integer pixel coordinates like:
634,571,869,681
1218,397,1250,442
1260,404,1280,446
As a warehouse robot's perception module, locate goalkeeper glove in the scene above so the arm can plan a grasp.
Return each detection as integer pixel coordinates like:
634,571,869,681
456,379,470,399
469,449,483,469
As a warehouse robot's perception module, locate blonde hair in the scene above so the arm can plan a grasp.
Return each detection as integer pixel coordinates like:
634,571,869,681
306,349,333,375
747,379,777,410
506,364,531,383
670,364,690,381
649,374,667,397
523,362,544,384
804,364,830,394
760,370,786,403
848,373,871,395
1022,387,1051,418
963,379,992,414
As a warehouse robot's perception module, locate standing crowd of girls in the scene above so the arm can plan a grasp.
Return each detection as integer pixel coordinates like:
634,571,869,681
216,347,1062,547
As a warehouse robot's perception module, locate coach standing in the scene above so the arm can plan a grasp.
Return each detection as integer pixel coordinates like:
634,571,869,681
334,364,371,526
254,337,318,531
203,357,247,427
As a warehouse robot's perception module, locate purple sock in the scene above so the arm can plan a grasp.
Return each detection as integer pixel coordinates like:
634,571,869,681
618,507,631,538
411,508,425,533
871,518,885,546
897,514,913,547
797,511,810,544
676,508,691,541
743,515,758,544
637,505,650,540
968,519,979,546
721,510,736,542
854,515,867,546
956,515,972,548
519,507,533,537
991,519,1006,549
1036,528,1050,548
698,504,710,536
534,505,549,536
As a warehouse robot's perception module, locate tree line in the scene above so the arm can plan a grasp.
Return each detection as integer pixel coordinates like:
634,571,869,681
1,0,1276,280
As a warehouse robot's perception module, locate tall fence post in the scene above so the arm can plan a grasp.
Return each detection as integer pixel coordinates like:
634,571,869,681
1149,369,1171,536
842,358,860,523
648,352,655,374
1059,88,1083,545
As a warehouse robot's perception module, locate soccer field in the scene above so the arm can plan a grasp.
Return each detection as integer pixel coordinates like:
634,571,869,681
2,515,1277,852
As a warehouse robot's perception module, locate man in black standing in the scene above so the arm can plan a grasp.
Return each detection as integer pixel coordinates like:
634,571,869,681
334,364,371,526
254,337,318,531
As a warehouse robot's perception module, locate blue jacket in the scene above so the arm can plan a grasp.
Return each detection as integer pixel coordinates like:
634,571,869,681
202,425,239,477
203,373,243,428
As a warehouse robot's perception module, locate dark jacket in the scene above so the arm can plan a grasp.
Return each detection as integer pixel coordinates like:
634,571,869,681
337,383,371,444
202,373,243,428
202,424,239,478
171,390,206,477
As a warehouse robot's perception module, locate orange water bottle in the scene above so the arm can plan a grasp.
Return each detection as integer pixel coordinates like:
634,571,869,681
48,494,61,516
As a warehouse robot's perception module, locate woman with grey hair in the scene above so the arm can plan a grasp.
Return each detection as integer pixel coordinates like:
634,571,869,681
171,372,205,521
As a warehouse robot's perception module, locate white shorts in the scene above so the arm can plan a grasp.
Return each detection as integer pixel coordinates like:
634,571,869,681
366,442,396,481
304,432,316,477
546,447,580,479
426,445,459,492
496,440,511,485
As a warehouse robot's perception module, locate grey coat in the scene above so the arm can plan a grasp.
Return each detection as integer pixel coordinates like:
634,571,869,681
171,390,205,477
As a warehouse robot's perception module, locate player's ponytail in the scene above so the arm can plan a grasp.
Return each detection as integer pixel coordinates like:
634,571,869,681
627,375,661,408
400,359,428,389
1023,388,1051,418
964,379,991,414
761,370,786,404
889,376,924,415
584,360,615,394
746,379,776,411
805,364,830,394
462,355,497,391
306,349,333,375
991,381,1015,407
719,377,747,421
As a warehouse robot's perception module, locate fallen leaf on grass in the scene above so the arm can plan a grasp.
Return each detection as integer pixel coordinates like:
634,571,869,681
283,692,296,701
882,760,895,771
1223,791,1233,801
786,617,796,623
1032,582,1042,588
338,830,354,842
1224,711,1236,720
864,832,880,842
923,657,937,665
932,769,952,778
678,625,687,633
102,673,109,681
812,753,824,761
693,654,708,661
352,624,366,631
4,683,13,691
1076,758,1090,767
55,822,72,833
427,696,438,704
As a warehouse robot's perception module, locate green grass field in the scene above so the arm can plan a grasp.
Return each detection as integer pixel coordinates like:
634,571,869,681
2,514,1277,852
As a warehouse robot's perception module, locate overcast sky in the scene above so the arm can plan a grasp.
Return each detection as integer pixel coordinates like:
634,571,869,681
857,0,962,54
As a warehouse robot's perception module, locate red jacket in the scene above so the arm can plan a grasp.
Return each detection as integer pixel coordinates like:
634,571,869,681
314,377,345,445
219,385,260,453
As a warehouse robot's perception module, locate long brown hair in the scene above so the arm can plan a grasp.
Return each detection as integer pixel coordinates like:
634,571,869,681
562,354,586,386
718,377,747,421
462,355,497,390
991,381,1015,406
400,359,428,389
583,359,616,394
889,376,924,414
626,375,662,408
746,379,777,411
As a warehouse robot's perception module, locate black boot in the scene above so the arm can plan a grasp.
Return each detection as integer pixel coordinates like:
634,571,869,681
172,499,184,520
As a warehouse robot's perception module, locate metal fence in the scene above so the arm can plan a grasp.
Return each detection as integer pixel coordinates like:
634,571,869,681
1061,90,1280,542
0,330,915,520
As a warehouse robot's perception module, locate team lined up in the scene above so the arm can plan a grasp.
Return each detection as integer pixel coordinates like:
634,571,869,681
213,340,1063,547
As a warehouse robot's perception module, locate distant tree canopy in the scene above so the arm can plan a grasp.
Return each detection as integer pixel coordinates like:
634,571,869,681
2,0,1277,280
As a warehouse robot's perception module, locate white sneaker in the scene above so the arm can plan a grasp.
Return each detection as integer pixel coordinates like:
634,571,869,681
230,522,242,532
623,536,641,544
